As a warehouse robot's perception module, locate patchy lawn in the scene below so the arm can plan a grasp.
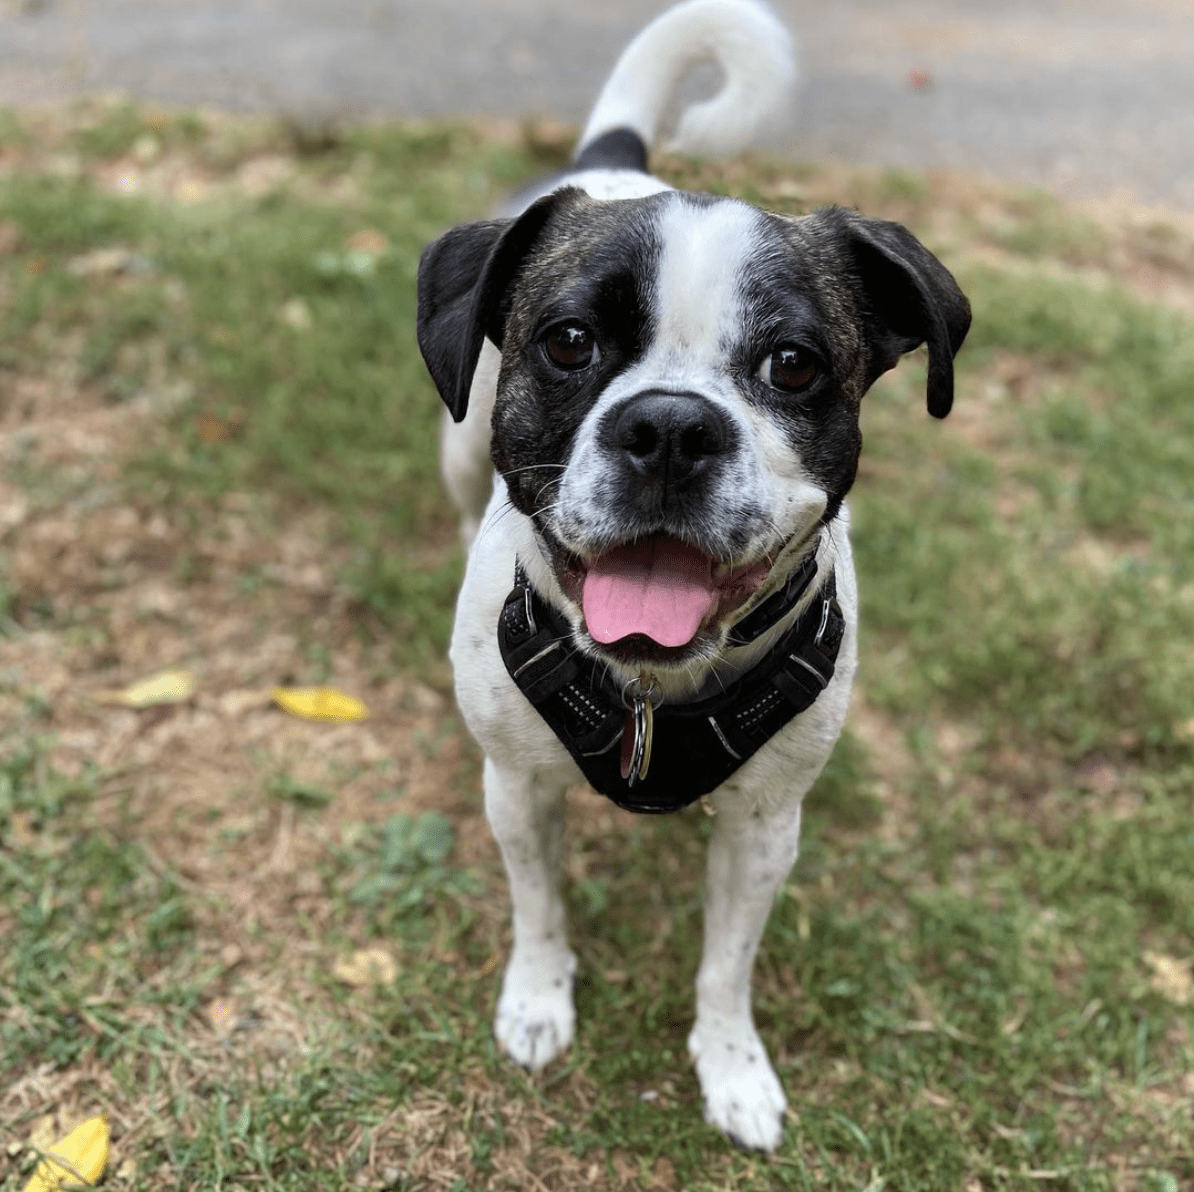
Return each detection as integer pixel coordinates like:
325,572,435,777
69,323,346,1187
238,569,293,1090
0,101,1191,1191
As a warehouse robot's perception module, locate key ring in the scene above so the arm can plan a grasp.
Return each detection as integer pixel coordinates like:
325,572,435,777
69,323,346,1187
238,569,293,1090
620,674,661,786
621,674,662,711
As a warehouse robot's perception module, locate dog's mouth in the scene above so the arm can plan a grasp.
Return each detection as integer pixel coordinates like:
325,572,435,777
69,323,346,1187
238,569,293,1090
558,535,772,655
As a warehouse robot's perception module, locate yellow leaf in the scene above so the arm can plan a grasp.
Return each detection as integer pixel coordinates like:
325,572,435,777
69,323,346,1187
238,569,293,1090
333,947,397,987
205,995,239,1038
345,228,389,255
272,686,367,722
1144,951,1193,1005
23,1114,109,1192
95,669,195,708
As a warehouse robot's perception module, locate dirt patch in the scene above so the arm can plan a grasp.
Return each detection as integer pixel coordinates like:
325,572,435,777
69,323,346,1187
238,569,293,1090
5,111,1192,1187
0,359,477,893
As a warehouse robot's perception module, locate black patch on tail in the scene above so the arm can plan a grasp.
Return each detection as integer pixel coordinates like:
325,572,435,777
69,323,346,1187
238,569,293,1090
574,127,650,173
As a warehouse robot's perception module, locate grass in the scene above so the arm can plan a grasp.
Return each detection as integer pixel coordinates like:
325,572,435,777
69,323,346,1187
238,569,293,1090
0,101,1192,1190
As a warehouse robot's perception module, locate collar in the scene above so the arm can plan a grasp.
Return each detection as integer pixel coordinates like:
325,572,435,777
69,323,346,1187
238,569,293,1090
496,547,845,814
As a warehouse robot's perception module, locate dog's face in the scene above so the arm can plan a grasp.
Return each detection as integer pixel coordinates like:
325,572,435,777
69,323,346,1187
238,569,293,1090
419,186,970,670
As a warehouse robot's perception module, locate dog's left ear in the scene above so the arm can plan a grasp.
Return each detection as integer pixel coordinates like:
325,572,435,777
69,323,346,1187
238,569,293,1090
836,210,972,418
417,190,567,422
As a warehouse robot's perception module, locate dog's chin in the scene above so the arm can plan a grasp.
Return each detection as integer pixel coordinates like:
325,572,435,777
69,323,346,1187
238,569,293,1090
584,628,721,671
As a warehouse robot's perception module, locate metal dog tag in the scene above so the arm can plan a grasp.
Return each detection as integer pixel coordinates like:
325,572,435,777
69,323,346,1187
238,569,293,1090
620,675,657,785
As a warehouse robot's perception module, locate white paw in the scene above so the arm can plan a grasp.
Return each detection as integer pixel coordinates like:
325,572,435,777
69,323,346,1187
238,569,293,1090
688,1017,787,1152
494,946,577,1071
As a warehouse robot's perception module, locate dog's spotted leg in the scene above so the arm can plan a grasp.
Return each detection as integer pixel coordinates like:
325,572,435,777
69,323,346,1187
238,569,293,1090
688,790,804,1152
484,757,577,1071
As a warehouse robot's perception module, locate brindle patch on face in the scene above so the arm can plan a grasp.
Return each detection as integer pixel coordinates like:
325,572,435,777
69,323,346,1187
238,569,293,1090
489,191,667,519
729,209,880,524
489,192,931,613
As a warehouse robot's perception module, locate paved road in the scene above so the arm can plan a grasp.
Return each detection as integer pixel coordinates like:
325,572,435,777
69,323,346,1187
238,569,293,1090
2,0,1193,209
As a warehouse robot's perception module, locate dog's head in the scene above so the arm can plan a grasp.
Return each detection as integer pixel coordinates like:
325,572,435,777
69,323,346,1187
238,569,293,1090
418,186,970,668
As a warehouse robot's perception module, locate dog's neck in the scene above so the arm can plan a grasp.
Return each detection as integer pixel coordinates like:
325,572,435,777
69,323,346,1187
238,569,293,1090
497,543,845,813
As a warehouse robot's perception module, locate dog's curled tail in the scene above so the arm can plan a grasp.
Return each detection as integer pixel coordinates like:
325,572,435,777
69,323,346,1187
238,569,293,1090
577,0,797,161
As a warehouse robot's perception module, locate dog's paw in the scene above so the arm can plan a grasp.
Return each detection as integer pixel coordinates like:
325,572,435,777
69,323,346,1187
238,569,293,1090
494,946,577,1071
688,1017,787,1152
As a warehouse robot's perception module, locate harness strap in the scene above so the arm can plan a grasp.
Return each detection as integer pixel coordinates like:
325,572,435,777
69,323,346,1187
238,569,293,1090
497,559,845,814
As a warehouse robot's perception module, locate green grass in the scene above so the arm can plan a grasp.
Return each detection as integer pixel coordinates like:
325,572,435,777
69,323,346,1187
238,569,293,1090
0,743,198,1073
1,104,1191,1190
855,266,1194,758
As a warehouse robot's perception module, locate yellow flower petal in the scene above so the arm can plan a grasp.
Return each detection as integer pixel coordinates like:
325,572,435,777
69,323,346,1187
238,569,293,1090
23,1114,109,1192
272,686,368,722
96,669,195,708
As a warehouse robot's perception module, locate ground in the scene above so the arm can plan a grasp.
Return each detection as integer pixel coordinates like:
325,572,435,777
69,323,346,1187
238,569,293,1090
0,102,1192,1191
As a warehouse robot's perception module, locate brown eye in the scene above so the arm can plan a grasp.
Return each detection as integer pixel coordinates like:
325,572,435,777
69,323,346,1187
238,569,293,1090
758,345,819,393
543,323,598,370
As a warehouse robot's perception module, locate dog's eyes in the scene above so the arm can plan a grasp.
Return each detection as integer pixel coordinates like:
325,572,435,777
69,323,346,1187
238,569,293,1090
543,323,598,371
757,345,820,394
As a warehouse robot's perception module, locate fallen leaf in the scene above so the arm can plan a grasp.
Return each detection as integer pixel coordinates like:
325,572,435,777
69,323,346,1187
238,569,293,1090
206,996,239,1038
195,410,246,443
95,669,195,708
1144,951,1193,1005
67,247,154,276
273,686,368,722
333,947,397,987
23,1114,109,1192
279,297,313,330
345,228,389,255
9,810,36,849
174,177,211,204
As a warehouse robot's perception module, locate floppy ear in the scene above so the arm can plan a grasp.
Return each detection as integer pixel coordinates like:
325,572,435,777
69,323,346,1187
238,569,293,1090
416,190,567,422
837,210,971,418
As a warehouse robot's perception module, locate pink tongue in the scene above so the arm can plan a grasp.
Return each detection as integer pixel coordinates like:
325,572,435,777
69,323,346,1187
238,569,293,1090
582,538,717,647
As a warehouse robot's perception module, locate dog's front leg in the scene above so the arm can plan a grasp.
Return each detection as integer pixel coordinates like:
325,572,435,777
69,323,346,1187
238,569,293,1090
688,791,804,1152
484,756,577,1071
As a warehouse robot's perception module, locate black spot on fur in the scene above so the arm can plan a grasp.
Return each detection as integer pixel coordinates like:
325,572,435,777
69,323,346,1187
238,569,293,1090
574,127,650,173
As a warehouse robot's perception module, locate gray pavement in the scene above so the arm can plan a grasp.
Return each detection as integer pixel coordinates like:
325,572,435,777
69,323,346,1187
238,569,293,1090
1,0,1192,209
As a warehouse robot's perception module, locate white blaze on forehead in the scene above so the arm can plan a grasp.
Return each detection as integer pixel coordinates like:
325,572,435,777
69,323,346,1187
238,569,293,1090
651,197,760,363
550,191,823,576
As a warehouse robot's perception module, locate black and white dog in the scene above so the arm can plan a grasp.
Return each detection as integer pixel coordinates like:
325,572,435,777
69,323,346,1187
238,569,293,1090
417,0,969,1152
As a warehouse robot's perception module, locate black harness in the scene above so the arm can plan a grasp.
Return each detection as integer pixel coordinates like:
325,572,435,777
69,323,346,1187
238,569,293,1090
496,548,845,814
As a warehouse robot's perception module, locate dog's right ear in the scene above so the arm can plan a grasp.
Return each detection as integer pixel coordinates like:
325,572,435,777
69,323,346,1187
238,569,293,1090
417,190,566,422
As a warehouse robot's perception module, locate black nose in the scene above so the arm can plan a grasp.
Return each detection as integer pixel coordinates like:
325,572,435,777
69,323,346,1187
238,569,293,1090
610,391,732,484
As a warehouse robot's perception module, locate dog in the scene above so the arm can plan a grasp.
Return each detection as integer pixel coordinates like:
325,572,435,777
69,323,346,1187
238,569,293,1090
416,0,970,1152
